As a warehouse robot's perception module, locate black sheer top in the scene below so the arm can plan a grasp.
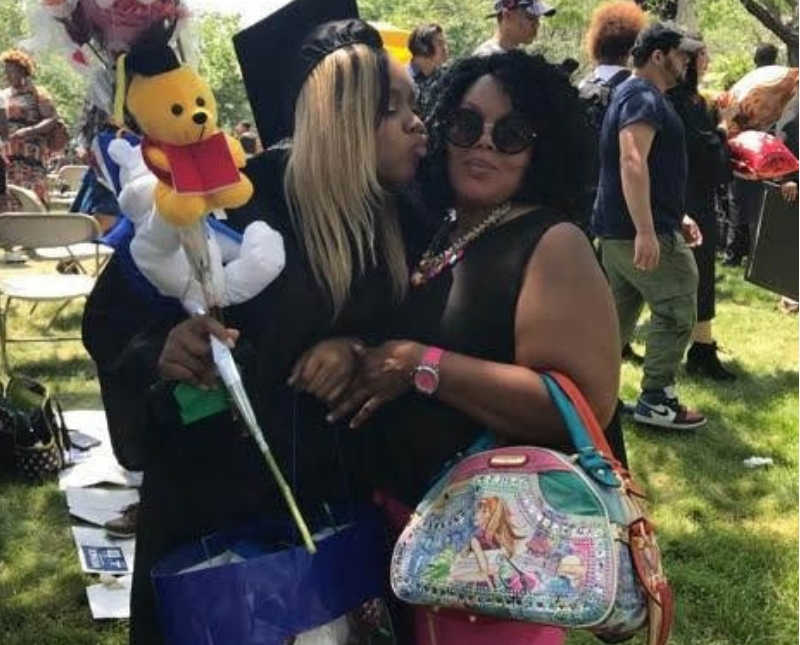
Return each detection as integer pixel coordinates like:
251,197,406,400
365,207,573,505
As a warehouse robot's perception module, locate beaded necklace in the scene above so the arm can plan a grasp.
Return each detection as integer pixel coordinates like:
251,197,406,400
410,202,511,287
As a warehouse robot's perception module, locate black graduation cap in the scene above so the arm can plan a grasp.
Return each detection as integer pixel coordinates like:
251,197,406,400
124,20,179,77
233,0,362,148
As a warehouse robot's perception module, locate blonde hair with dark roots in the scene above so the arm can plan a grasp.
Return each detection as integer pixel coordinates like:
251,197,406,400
584,1,648,65
478,497,525,558
0,49,35,76
284,44,407,318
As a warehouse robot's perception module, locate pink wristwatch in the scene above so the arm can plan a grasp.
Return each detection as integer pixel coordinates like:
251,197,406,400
412,346,444,396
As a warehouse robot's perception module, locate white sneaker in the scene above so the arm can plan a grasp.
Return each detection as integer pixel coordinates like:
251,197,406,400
633,387,707,430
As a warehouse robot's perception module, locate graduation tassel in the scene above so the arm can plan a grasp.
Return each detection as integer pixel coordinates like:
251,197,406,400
113,54,127,128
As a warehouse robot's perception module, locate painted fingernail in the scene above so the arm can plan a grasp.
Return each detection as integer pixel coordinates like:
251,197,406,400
326,414,334,423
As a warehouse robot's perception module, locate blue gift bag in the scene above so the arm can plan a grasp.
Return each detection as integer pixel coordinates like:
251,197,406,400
152,505,388,645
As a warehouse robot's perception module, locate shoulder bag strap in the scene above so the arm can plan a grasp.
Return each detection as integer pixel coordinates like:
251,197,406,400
606,68,632,89
542,370,645,497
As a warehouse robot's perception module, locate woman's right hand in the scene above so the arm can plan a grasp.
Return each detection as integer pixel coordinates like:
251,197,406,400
288,337,364,405
157,315,239,388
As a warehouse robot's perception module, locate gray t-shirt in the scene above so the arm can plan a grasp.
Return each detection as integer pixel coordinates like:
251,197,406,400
472,38,509,57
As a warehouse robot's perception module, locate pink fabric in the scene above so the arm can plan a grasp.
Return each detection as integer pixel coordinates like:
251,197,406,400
414,607,566,645
375,490,566,645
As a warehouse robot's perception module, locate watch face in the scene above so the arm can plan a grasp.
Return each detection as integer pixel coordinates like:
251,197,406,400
414,366,439,395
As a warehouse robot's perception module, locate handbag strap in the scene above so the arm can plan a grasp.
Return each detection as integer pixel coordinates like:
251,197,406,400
541,371,645,497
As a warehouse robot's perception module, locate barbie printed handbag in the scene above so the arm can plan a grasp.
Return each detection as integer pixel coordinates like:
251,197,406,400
390,371,673,644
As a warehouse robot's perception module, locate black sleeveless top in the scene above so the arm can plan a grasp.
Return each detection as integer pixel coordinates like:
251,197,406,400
364,207,576,505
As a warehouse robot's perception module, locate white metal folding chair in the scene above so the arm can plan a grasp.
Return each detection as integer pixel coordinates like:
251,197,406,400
5,184,46,213
25,210,114,276
56,165,88,193
0,213,99,372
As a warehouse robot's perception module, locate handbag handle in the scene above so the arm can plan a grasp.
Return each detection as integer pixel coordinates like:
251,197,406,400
541,371,644,497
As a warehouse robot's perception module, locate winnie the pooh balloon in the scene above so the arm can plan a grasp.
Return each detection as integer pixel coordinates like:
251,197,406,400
120,34,253,226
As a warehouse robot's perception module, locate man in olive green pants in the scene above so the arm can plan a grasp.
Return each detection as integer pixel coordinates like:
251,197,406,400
602,233,698,393
592,23,706,429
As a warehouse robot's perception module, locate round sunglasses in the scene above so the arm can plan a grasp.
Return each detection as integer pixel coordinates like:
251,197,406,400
445,107,537,155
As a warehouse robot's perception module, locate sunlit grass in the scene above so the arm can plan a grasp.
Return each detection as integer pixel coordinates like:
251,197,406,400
0,260,795,644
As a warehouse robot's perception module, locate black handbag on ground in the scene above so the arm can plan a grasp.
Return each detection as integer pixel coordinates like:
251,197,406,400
5,376,71,480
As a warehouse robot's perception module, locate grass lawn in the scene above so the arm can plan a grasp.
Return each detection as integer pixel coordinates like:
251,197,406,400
0,260,796,645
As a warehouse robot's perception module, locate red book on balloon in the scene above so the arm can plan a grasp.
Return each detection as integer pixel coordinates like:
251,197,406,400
159,132,241,195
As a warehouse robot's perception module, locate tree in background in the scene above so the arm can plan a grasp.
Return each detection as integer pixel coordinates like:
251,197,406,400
195,11,253,131
360,0,791,88
738,0,798,65
0,4,251,141
0,1,87,130
0,0,793,138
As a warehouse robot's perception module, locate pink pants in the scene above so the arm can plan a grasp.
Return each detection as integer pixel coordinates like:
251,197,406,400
414,607,565,645
375,491,566,645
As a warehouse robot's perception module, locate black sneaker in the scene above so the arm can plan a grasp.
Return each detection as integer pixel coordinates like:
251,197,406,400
633,387,707,430
104,503,138,539
686,342,736,381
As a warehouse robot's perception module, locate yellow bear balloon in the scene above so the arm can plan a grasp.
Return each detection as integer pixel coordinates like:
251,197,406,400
119,39,253,227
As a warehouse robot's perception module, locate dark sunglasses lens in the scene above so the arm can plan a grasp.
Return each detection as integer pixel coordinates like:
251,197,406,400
447,109,483,147
493,114,535,154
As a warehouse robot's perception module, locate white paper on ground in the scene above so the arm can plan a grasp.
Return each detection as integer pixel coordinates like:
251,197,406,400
66,487,139,512
71,526,135,574
59,458,143,490
69,506,126,528
86,574,132,619
58,410,143,489
66,487,139,527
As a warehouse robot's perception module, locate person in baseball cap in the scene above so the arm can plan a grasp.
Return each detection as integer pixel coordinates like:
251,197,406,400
473,0,556,56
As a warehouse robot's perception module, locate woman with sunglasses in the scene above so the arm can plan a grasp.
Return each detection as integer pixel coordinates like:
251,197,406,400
313,50,624,644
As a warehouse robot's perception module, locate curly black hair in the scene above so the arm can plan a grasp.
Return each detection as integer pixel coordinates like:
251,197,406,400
420,50,593,218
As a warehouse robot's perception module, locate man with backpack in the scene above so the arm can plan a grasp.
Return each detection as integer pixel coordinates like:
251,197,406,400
578,1,647,362
578,1,647,127
578,1,648,202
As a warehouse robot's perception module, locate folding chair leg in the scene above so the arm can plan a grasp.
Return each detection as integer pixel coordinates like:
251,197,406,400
1,296,11,374
45,299,73,332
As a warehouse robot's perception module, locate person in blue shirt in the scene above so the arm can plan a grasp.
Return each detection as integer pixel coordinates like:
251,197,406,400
592,23,707,431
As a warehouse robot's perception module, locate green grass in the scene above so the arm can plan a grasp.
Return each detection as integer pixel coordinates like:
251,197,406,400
0,261,796,644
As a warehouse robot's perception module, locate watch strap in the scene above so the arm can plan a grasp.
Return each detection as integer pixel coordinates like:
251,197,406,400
420,346,444,369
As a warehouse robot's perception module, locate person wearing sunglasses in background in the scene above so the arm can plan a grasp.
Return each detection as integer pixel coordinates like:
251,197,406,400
295,50,624,644
473,0,555,57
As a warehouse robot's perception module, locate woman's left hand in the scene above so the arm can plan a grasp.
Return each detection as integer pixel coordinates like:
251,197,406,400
328,340,425,429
